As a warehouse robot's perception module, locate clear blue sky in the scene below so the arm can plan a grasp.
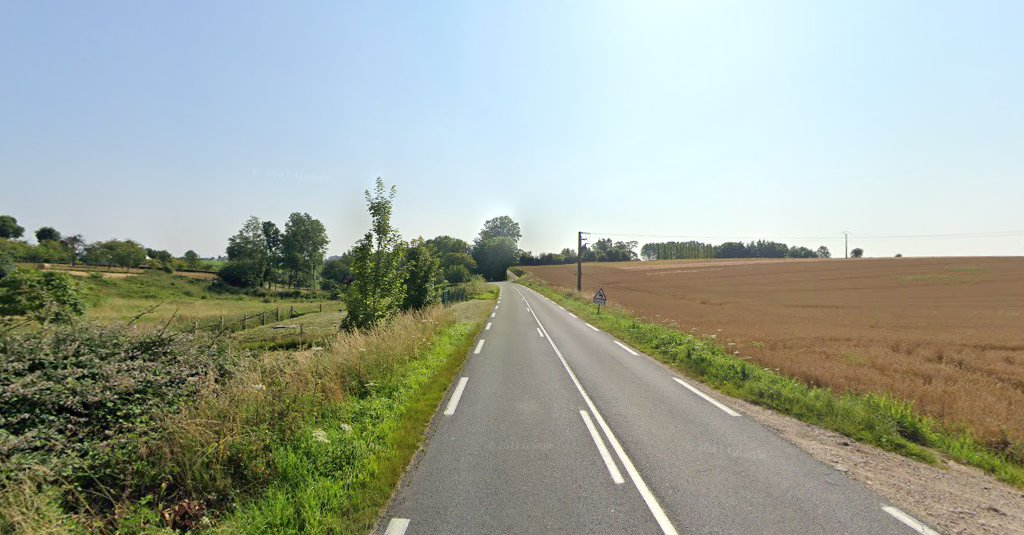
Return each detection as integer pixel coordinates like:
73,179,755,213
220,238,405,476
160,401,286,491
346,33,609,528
2,1,1022,258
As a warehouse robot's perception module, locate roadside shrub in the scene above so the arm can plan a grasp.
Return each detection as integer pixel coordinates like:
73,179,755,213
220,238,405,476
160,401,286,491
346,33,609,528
0,323,239,520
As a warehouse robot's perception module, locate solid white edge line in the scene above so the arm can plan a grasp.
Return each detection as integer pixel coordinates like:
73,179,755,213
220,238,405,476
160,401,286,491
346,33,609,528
613,340,638,355
672,377,740,417
513,287,678,535
537,327,544,338
443,377,469,415
585,323,600,331
579,410,625,484
485,322,492,330
474,339,485,354
384,518,410,535
882,506,940,535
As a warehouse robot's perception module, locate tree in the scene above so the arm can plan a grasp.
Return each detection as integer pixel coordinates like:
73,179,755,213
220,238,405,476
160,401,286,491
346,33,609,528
322,253,356,289
816,246,831,259
110,240,146,270
223,216,268,287
0,215,24,239
262,221,283,288
715,242,748,258
0,269,85,325
425,235,470,257
473,237,519,281
472,216,522,281
343,178,406,330
786,246,817,259
402,237,443,310
0,250,14,279
61,235,86,266
146,248,173,264
850,248,864,258
281,213,329,291
183,250,200,270
35,227,61,243
476,216,521,242
26,240,73,263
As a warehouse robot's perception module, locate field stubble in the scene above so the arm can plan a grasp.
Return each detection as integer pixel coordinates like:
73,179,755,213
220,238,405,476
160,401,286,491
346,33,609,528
526,257,1024,450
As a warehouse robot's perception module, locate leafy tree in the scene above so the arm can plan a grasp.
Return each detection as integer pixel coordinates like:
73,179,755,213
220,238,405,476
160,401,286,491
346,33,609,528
110,240,147,270
850,248,864,258
183,250,200,270
343,178,406,330
322,253,356,292
35,226,61,243
472,216,522,281
26,240,73,263
714,241,748,258
786,246,817,259
473,236,519,281
281,213,329,291
0,215,24,239
224,216,268,287
476,216,522,242
0,238,31,262
425,235,470,256
262,221,283,288
443,264,473,284
0,269,85,325
816,246,831,259
146,248,173,263
61,234,86,266
402,237,443,310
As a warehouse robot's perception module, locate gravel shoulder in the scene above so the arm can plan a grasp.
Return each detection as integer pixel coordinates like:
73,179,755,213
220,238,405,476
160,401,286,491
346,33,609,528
731,394,1024,535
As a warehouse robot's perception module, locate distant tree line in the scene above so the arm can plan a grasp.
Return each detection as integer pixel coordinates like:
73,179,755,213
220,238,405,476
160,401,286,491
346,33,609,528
516,238,837,266
520,238,639,265
0,214,218,272
641,240,832,260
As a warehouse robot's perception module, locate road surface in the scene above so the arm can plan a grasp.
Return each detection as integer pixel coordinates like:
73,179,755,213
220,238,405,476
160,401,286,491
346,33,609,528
378,282,938,534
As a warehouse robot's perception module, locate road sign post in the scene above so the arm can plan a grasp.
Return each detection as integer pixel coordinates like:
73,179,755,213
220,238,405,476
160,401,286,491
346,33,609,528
593,287,607,314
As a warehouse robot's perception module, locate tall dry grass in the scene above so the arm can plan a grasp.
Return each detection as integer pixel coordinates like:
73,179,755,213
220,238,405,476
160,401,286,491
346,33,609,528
145,306,455,512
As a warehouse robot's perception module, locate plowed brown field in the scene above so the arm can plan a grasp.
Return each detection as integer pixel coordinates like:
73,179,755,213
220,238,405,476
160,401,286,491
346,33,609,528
526,257,1024,446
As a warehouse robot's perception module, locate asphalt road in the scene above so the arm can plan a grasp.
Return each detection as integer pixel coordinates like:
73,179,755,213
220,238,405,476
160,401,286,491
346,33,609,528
378,282,938,535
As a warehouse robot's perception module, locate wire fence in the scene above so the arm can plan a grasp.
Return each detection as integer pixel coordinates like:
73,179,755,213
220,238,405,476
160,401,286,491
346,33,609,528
177,302,328,333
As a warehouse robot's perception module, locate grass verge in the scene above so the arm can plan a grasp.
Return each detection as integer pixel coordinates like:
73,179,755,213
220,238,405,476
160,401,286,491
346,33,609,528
517,276,1024,489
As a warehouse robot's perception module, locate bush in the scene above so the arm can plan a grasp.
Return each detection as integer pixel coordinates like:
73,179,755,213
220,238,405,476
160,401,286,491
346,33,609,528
0,323,239,520
0,269,85,325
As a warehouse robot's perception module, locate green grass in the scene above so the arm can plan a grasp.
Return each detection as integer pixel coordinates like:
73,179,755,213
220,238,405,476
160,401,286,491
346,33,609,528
211,303,490,534
518,276,1024,489
72,270,340,330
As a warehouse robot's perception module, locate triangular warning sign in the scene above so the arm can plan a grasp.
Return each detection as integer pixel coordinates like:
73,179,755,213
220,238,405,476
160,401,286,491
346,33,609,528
593,287,607,305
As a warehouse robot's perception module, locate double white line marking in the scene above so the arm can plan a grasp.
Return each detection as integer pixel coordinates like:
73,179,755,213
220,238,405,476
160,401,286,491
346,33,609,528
513,287,679,535
579,410,624,484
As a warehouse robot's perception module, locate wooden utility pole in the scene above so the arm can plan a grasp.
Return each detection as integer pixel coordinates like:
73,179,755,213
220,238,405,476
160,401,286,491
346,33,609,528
577,231,583,292
843,231,850,259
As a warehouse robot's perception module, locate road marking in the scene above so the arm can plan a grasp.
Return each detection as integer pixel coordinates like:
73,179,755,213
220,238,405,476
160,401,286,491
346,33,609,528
584,323,600,331
495,305,500,310
579,410,624,484
383,518,410,535
672,377,740,417
513,287,678,535
474,340,486,354
882,506,940,535
491,312,496,318
613,340,638,355
485,322,492,330
568,312,577,318
537,327,544,338
443,377,469,415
